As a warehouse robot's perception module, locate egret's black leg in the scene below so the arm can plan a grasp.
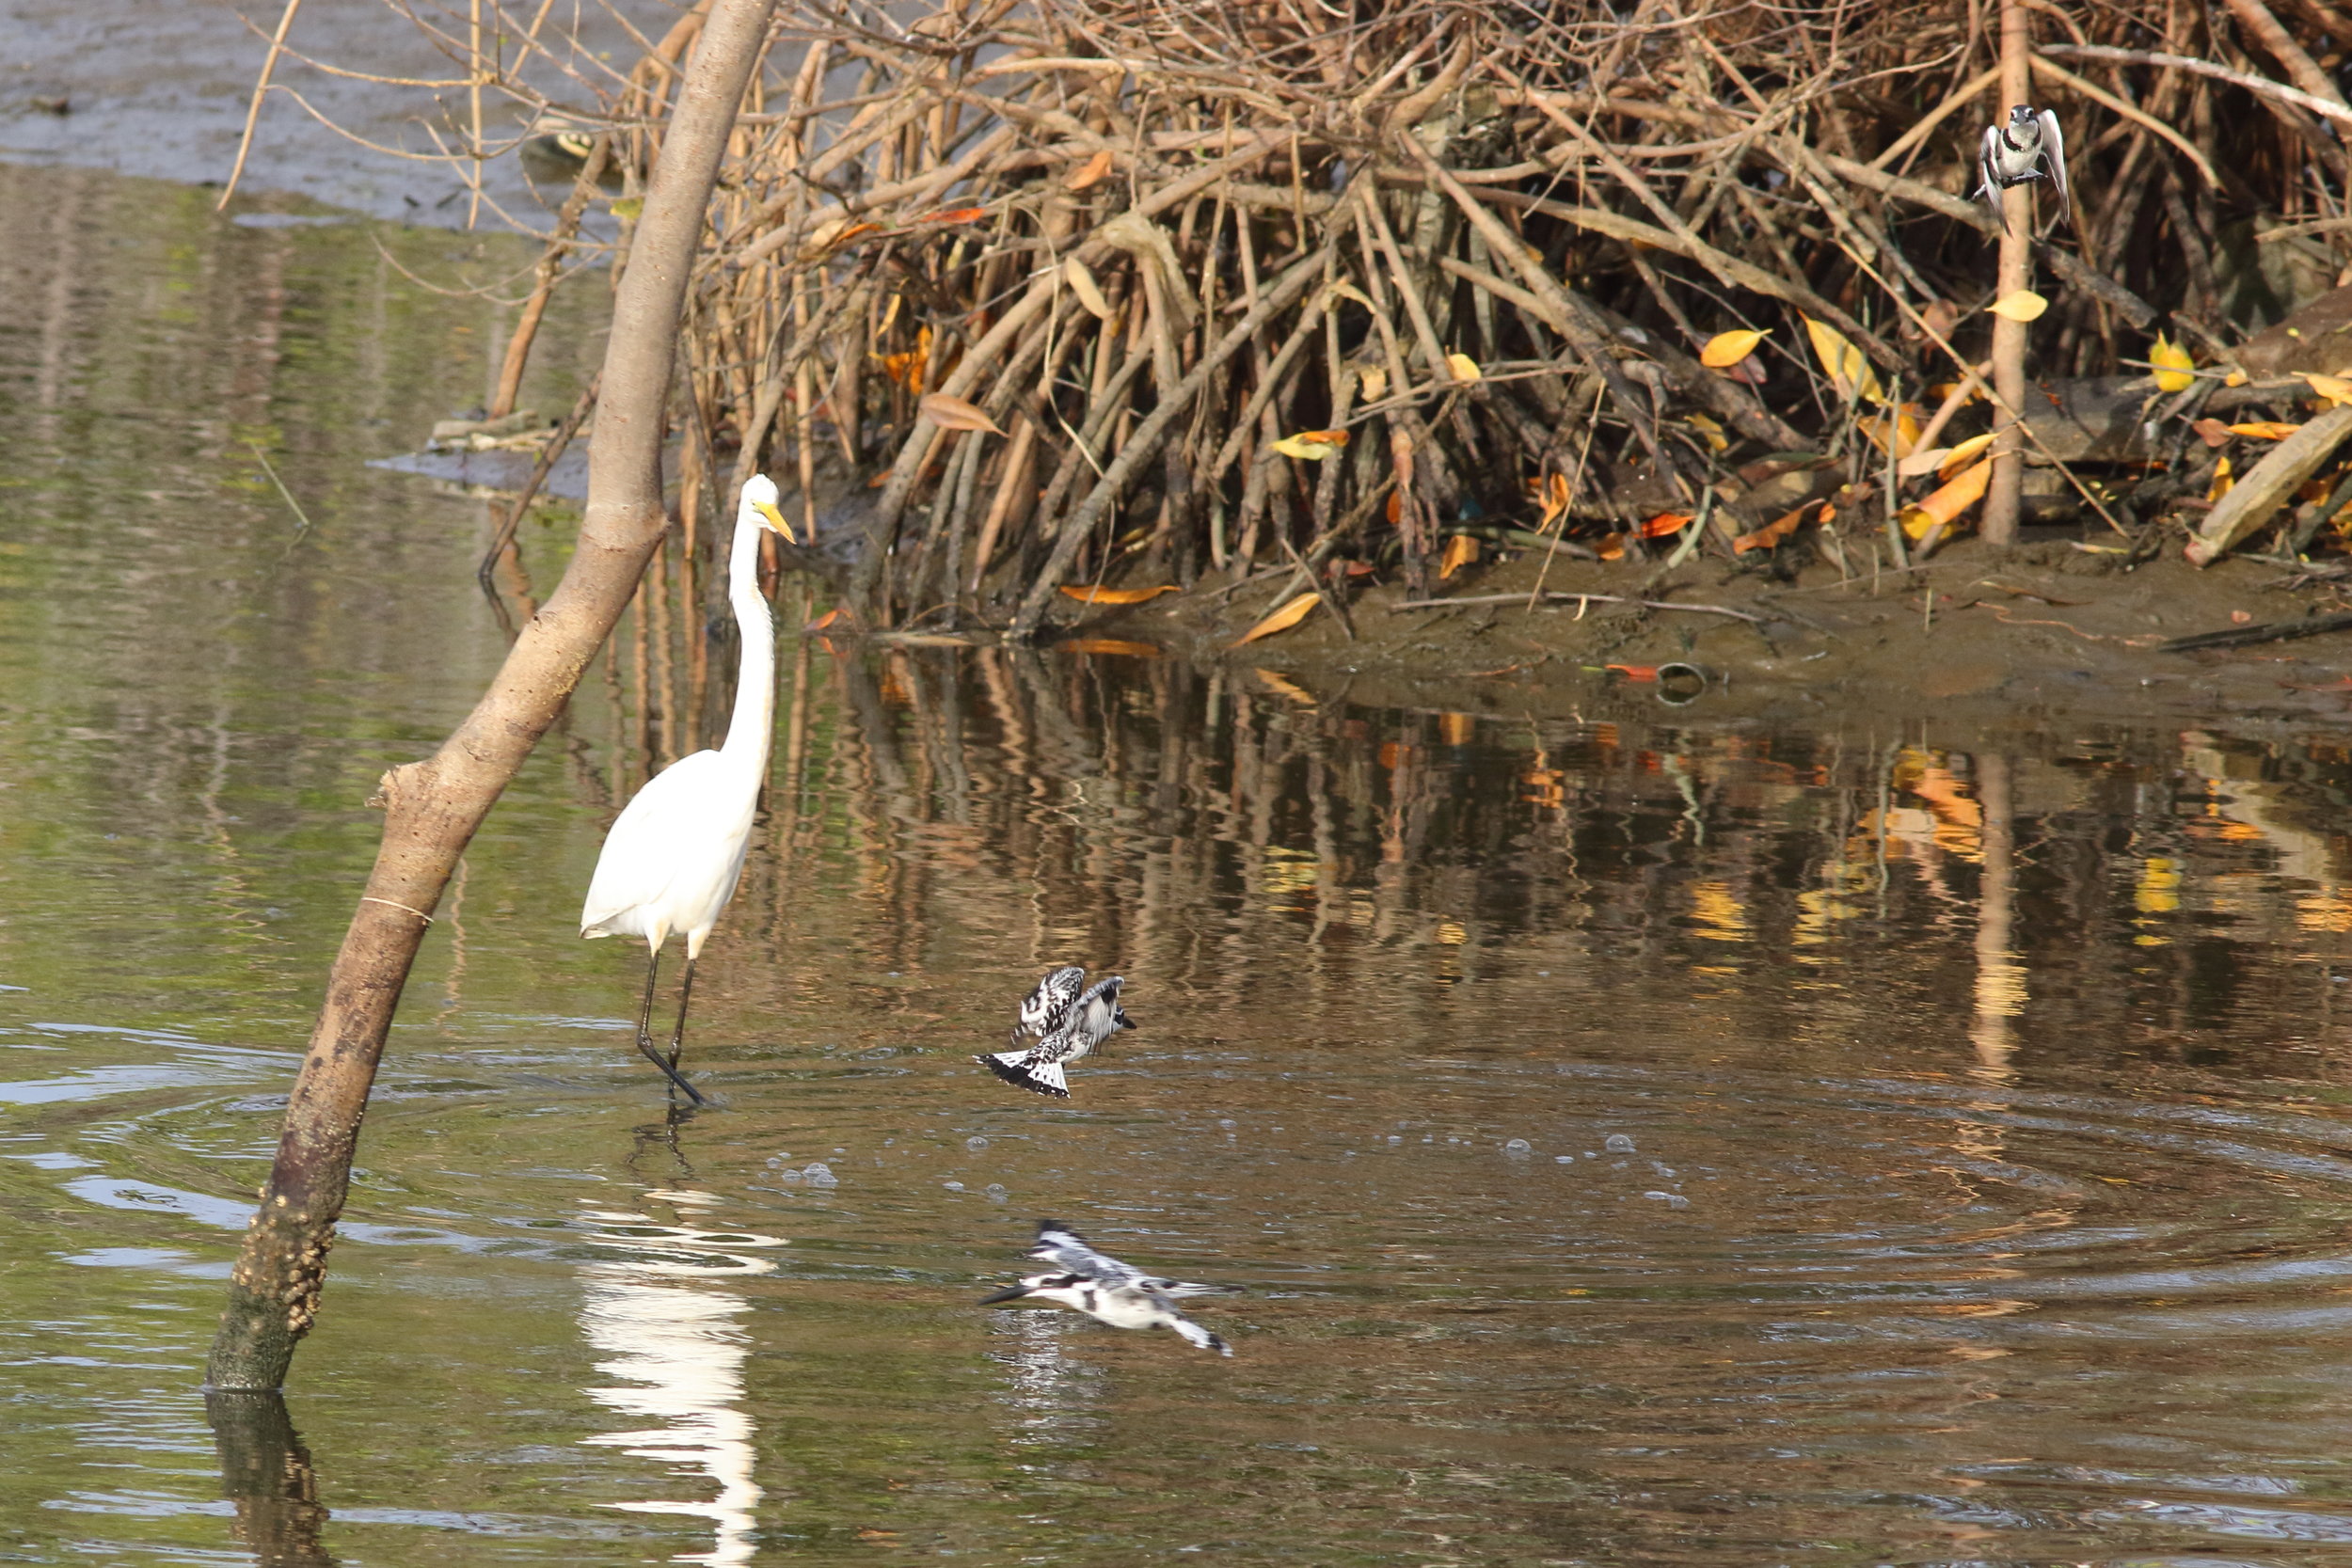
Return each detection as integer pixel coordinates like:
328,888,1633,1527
629,947,706,1105
666,958,697,1072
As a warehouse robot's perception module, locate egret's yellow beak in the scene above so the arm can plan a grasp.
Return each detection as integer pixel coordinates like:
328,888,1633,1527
754,499,797,544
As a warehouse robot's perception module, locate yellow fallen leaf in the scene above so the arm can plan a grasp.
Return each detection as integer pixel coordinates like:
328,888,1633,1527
1897,446,1952,479
2303,373,2352,406
876,324,931,394
1063,257,1114,321
1059,584,1179,604
1445,352,1482,383
1688,412,1728,451
1359,366,1388,403
1233,592,1320,645
1802,315,1883,404
919,392,1004,435
1700,327,1769,369
1439,534,1479,578
2151,333,2196,393
1064,638,1163,657
1900,456,1993,540
1065,149,1116,191
1529,471,1571,530
610,197,643,221
2229,421,2300,440
1860,404,1923,460
1988,289,2048,323
2225,370,2249,387
1255,669,1317,704
1273,429,1349,461
1936,432,1995,479
2209,455,2233,502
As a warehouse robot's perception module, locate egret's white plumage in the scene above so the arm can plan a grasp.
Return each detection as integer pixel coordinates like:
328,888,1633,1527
582,474,793,1101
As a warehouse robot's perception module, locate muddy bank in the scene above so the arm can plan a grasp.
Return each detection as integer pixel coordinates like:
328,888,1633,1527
1025,532,2352,731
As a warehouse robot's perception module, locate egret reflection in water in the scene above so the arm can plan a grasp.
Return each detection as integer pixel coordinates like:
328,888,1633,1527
575,1190,784,1566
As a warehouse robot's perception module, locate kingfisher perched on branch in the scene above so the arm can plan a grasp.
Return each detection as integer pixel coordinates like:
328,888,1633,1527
1975,104,2071,236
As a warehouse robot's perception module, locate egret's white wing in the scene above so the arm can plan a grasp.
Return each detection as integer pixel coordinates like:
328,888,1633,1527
580,750,755,942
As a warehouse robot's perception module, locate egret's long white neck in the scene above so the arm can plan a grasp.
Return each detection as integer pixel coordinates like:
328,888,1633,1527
718,500,777,767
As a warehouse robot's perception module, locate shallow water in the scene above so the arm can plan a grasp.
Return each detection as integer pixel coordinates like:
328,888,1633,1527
13,159,2352,1566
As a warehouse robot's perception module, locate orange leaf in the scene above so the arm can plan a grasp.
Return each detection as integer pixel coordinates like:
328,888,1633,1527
1273,429,1348,460
1255,669,1317,705
1233,592,1320,645
879,325,931,393
1439,534,1479,578
1058,583,1179,604
919,391,1005,434
1731,499,1818,554
2228,420,2300,440
1065,149,1116,191
1386,490,1402,524
1607,663,1661,682
1064,638,1163,657
919,206,989,224
1528,471,1571,530
1899,456,1992,540
806,607,848,630
1639,511,1692,539
2191,417,2232,448
1597,533,1627,561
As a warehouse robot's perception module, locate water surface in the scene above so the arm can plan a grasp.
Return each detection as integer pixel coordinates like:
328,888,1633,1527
10,159,2352,1566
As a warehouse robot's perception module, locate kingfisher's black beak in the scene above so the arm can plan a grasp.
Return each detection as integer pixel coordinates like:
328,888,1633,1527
979,1283,1033,1305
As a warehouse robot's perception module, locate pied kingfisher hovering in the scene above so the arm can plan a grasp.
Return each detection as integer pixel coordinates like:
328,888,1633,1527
1974,103,2071,235
980,1220,1243,1354
976,968,1132,1098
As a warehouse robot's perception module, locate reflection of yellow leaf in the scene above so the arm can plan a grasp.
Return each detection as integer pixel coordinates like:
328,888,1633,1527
2229,421,2300,440
1445,352,1482,383
1272,429,1349,460
1058,584,1179,604
1063,258,1113,321
1801,316,1883,404
1439,534,1479,578
1065,149,1116,191
1064,638,1163,657
1988,289,2048,323
1234,593,1320,644
919,392,1004,434
1900,457,1992,539
1359,366,1389,403
2304,373,2352,406
1688,412,1728,451
1255,669,1317,704
1699,327,1769,368
2151,333,2196,393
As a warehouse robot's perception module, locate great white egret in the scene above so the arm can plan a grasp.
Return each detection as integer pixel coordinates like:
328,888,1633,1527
581,474,795,1102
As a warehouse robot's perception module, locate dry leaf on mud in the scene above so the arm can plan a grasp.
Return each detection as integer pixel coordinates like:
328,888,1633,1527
1445,352,1482,383
2303,373,2352,406
1065,149,1116,191
2229,421,2301,440
1731,500,1818,553
1058,584,1179,604
919,392,1004,434
1234,592,1321,644
1439,534,1479,578
1639,511,1692,538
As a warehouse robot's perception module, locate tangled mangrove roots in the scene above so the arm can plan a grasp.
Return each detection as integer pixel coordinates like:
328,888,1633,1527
337,0,2352,630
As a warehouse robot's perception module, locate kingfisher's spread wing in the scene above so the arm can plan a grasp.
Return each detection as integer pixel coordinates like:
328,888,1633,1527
1027,1221,1145,1287
1016,966,1087,1037
2036,108,2070,220
1976,122,2009,233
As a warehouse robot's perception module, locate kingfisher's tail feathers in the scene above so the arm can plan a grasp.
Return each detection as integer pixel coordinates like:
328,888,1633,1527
1157,1279,1247,1299
976,1050,1070,1098
1168,1315,1232,1355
